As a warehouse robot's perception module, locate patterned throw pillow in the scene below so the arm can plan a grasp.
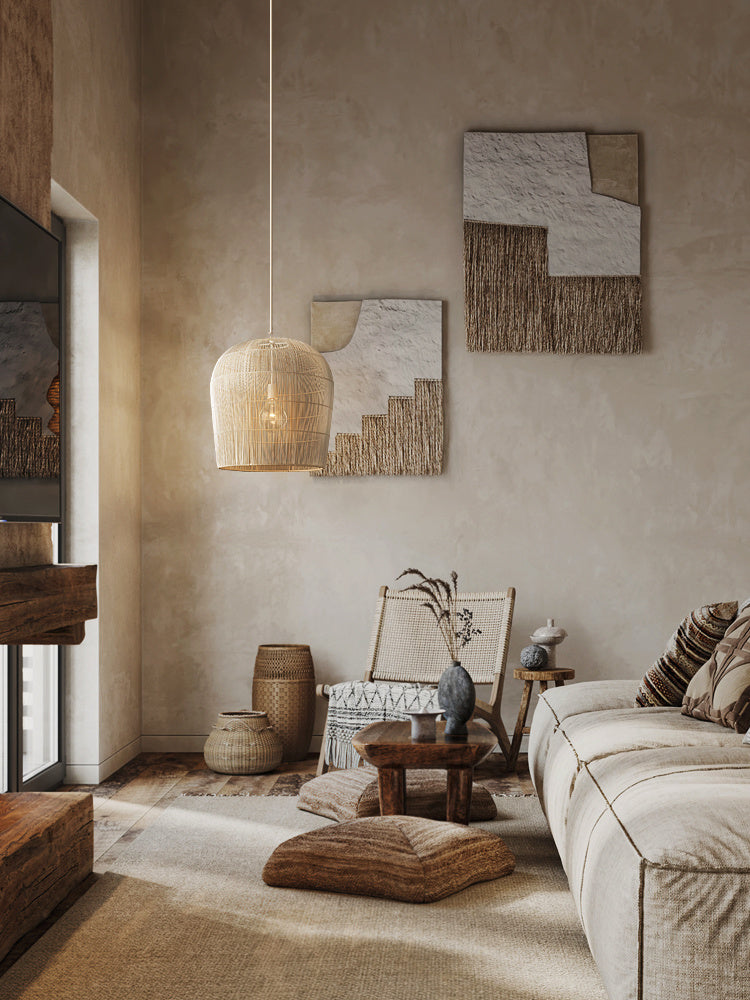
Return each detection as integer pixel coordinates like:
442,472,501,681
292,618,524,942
682,611,750,732
635,602,737,707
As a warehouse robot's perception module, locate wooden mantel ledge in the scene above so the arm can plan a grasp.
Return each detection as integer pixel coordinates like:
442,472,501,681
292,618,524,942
0,564,97,645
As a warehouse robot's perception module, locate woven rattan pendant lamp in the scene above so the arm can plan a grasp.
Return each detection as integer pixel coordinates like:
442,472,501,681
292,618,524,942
210,1,333,472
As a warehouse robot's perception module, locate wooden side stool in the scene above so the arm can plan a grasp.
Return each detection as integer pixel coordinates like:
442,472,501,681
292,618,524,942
508,668,575,771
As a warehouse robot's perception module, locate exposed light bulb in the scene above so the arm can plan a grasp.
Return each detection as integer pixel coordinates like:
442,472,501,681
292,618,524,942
259,381,288,430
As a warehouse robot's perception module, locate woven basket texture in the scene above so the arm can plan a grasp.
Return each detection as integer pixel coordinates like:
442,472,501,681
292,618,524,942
253,645,316,763
203,711,282,775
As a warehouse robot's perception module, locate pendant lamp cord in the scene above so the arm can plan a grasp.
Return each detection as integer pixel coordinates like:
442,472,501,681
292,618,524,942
268,0,274,338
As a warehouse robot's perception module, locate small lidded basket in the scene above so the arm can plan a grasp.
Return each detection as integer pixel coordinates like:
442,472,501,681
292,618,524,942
203,710,283,775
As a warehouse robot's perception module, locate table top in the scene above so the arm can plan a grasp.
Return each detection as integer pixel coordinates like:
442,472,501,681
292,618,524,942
513,667,575,681
352,720,497,769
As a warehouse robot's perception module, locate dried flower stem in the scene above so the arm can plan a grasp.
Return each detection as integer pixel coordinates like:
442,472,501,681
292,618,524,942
397,568,479,661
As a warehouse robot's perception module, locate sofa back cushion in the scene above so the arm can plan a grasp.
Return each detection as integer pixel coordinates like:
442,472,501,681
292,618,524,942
635,602,737,707
682,611,750,732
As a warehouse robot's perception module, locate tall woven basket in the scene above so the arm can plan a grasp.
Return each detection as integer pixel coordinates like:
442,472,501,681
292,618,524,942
203,710,283,775
252,644,316,763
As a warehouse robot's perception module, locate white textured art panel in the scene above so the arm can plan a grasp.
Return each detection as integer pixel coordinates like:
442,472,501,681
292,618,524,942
463,131,640,276
316,298,442,439
0,301,58,429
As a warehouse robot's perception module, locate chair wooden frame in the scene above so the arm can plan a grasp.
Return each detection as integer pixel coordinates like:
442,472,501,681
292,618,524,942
316,585,516,775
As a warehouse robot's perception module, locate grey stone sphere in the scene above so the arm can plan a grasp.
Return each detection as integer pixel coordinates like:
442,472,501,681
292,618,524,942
520,644,549,670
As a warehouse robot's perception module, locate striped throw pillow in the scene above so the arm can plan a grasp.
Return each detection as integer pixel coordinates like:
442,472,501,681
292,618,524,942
635,602,737,707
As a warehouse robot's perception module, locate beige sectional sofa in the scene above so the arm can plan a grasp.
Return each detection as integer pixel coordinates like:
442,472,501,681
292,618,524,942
529,679,750,1000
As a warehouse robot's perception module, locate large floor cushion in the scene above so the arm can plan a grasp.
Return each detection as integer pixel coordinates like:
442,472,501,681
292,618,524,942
298,767,497,822
262,814,515,903
566,745,750,1000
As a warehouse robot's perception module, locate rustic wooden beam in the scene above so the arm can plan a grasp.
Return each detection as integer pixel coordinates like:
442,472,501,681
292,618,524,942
0,564,97,645
16,622,86,645
0,792,93,963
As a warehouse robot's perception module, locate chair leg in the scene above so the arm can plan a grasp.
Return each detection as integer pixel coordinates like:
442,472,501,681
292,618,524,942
316,685,331,776
474,699,512,767
316,716,329,776
493,717,513,766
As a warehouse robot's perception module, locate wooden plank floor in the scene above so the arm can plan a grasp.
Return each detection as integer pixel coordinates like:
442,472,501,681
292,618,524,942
60,750,534,866
0,751,533,976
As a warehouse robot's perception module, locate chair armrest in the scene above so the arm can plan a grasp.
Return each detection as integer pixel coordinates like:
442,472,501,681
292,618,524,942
316,683,330,701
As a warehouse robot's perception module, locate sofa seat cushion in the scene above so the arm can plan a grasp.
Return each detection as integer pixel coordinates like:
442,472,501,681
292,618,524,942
535,679,642,729
262,814,515,903
537,705,743,869
569,745,750,880
560,705,742,766
298,767,497,823
561,746,750,1000
529,680,640,802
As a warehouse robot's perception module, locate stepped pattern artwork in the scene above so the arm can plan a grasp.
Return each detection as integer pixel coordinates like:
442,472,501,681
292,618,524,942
0,300,60,479
0,398,59,478
464,131,642,353
311,298,443,477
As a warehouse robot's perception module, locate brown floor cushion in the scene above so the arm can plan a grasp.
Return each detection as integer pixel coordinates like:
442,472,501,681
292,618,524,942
262,814,515,903
298,767,497,822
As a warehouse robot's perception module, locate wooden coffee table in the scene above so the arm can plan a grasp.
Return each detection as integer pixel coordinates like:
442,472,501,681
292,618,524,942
351,720,497,825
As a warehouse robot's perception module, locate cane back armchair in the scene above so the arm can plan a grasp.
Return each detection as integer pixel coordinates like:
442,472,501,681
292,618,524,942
316,585,516,774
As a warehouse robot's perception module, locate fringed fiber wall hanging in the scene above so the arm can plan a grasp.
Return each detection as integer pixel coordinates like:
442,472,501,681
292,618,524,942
464,131,641,354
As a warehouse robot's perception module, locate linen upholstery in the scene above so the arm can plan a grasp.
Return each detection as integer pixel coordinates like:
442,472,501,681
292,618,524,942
539,703,741,864
635,601,737,707
569,748,750,1000
529,680,639,805
262,814,515,902
298,767,497,823
683,610,750,732
529,678,749,1000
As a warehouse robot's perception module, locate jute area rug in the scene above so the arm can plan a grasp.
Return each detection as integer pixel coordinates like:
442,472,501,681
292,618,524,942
1,795,606,1000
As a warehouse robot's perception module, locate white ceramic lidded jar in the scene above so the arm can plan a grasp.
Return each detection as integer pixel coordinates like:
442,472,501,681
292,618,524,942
529,619,568,670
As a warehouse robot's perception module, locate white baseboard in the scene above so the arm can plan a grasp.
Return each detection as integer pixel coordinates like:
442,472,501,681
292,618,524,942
66,729,513,782
141,734,207,752
141,732,325,754
65,736,142,784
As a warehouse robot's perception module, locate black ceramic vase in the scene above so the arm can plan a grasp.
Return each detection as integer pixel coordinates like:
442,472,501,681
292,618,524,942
437,660,476,736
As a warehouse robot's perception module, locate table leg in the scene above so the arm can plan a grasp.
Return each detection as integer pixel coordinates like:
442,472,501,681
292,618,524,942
539,680,548,693
554,678,566,687
509,679,534,771
446,767,472,825
377,766,406,815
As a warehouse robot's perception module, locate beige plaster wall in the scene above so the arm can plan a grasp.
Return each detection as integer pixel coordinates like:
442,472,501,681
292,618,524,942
53,0,142,777
141,0,750,747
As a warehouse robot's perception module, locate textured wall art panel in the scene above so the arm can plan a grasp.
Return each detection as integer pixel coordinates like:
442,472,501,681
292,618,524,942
0,300,60,479
310,298,443,477
464,131,641,353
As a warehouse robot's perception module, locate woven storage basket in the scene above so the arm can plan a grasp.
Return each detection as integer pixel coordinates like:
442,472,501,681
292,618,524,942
203,710,283,775
252,644,316,763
